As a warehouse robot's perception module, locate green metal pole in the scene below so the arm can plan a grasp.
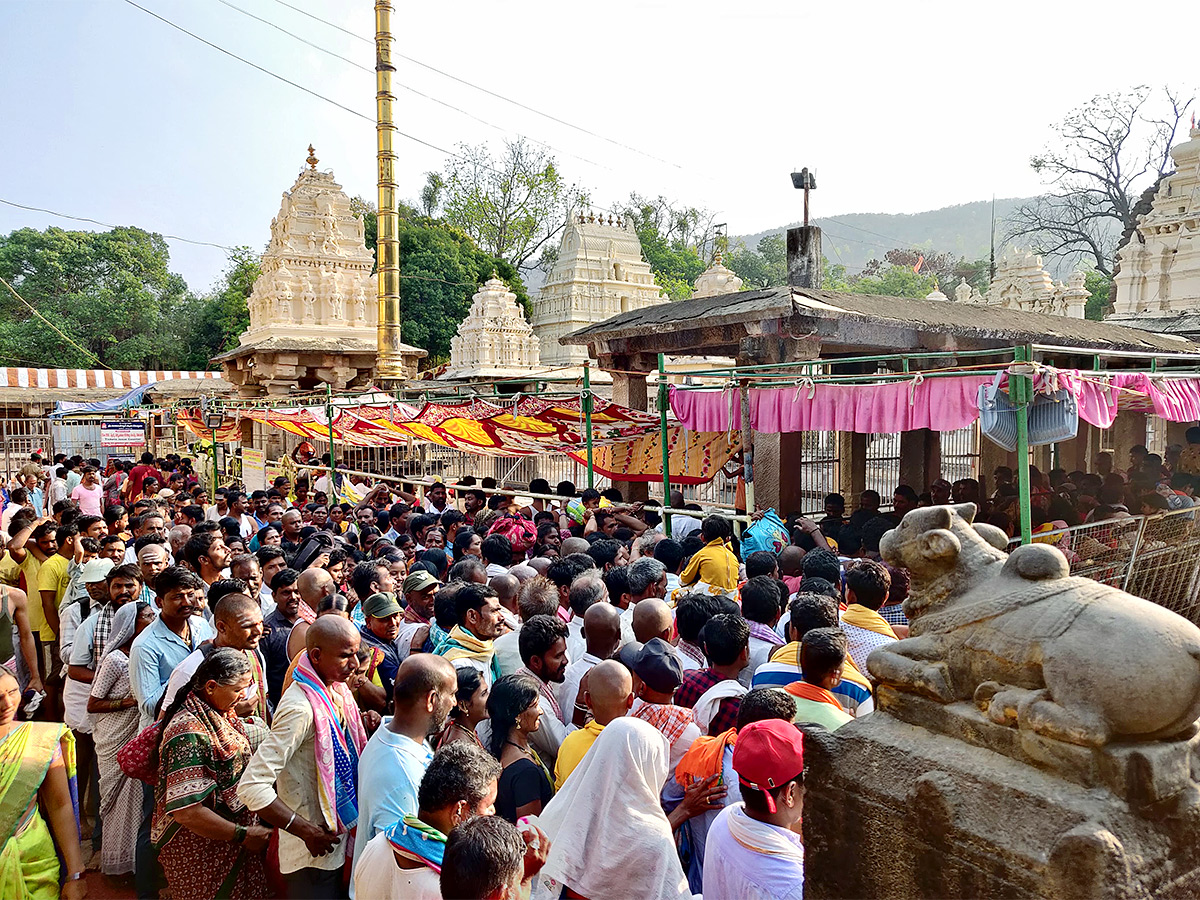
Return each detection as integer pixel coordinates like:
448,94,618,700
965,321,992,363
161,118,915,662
1012,344,1033,545
210,427,218,495
658,353,671,534
326,382,339,505
583,362,594,489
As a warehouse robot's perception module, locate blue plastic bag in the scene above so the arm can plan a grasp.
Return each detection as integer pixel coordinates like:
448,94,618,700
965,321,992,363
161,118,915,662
740,508,789,560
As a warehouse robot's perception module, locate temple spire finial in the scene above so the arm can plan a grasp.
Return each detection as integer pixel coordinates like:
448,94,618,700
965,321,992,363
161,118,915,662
306,144,319,170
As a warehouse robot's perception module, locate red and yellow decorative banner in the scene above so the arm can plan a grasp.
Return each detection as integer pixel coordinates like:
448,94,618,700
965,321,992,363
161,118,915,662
179,396,662,458
568,429,741,485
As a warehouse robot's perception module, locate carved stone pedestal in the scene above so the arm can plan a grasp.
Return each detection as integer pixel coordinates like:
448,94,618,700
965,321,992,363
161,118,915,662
803,700,1200,899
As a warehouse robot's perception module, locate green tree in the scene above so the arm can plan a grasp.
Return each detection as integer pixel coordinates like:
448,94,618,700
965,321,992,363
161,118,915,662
427,139,580,272
727,234,788,288
350,198,528,363
398,219,527,362
169,248,259,370
1084,270,1112,321
618,194,712,300
0,225,193,368
851,265,938,298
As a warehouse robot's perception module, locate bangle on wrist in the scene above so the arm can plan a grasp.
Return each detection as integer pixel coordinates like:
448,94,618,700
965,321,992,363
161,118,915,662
285,810,297,832
67,871,85,882
233,824,247,844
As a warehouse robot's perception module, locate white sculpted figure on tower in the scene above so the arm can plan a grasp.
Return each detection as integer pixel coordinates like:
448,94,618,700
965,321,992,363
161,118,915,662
330,271,345,320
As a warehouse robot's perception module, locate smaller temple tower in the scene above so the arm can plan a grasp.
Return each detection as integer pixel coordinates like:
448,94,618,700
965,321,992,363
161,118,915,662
531,211,665,368
441,277,540,379
691,248,744,299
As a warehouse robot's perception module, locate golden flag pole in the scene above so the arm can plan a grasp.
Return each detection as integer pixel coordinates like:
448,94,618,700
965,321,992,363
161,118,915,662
374,0,404,387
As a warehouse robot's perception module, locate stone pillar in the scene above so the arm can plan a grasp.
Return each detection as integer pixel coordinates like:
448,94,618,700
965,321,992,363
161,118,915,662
1110,411,1148,466
610,370,650,503
754,433,782,512
900,428,940,491
977,433,1015,498
838,431,868,503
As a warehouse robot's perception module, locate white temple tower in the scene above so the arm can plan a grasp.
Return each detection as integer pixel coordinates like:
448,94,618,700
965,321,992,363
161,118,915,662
531,211,666,368
1110,125,1200,318
217,147,425,395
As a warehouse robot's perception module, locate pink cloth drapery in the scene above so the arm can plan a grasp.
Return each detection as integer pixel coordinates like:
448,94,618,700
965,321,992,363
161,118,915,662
670,371,1200,436
669,376,993,434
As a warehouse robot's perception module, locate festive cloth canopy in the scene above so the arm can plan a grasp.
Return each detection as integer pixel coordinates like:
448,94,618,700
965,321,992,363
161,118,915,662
179,395,662,457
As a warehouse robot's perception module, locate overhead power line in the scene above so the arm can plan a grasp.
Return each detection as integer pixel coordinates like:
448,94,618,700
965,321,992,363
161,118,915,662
213,0,610,172
0,274,110,368
0,198,236,250
263,0,683,170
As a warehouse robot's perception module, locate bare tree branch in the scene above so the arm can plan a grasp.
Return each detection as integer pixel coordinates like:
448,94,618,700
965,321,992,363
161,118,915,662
1010,86,1194,274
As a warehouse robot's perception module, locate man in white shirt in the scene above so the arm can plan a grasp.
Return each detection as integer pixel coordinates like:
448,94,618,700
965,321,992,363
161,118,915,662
558,601,621,714
493,578,558,678
564,571,607,663
353,742,502,900
703,719,806,900
420,481,451,516
238,617,366,899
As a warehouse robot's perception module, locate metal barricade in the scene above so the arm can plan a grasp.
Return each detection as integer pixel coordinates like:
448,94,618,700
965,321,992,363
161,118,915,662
1006,508,1200,624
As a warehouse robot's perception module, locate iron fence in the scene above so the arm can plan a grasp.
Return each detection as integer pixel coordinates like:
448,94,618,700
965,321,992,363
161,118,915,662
1006,508,1200,625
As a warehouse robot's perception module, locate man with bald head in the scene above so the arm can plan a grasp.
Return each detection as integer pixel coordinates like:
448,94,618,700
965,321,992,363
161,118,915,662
633,597,674,645
286,566,337,659
351,652,457,895
490,572,520,631
561,601,622,726
238,614,366,898
559,536,590,556
554,659,633,788
527,556,552,577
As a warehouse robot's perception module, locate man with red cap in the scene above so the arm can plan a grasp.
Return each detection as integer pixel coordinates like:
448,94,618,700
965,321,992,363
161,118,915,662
702,718,806,899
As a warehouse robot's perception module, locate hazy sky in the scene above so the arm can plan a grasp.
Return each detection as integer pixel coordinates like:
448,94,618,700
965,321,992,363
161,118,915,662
2,0,1196,292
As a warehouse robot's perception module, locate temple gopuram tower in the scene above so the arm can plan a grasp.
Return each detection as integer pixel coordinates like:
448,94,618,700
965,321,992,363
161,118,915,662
217,147,425,396
531,211,665,368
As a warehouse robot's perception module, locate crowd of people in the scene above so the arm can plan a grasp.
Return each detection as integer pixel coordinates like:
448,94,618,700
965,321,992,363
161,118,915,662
0,435,1195,899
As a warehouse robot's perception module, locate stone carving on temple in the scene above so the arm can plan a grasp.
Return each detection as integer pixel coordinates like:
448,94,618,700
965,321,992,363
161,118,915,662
216,148,425,396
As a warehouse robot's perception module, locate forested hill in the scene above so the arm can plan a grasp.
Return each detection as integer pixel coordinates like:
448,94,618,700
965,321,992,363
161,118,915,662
734,198,1035,274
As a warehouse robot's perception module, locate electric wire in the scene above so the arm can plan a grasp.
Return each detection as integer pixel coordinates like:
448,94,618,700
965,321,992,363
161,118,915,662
213,0,612,173
0,275,110,368
263,0,684,170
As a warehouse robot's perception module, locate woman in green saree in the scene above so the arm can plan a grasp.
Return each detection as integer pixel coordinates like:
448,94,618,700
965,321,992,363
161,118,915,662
0,668,86,900
151,648,272,900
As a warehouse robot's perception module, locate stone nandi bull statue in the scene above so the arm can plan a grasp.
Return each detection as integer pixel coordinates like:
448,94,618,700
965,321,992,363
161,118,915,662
870,503,1200,748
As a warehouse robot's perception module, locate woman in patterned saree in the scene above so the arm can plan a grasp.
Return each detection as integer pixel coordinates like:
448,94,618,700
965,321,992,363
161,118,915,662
0,668,86,900
151,648,272,900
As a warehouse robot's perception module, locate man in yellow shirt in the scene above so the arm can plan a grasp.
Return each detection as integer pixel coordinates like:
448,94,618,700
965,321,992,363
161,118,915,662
553,660,633,789
679,516,740,594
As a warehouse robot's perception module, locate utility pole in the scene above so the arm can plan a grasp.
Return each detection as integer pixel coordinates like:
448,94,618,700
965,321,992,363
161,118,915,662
374,0,404,389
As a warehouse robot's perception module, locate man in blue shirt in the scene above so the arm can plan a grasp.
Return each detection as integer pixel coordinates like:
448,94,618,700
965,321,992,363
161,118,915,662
351,653,457,897
128,565,214,728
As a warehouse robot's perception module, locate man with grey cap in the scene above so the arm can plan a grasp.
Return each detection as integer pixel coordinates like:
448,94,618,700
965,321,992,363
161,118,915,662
626,636,701,778
359,590,405,700
396,570,439,661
